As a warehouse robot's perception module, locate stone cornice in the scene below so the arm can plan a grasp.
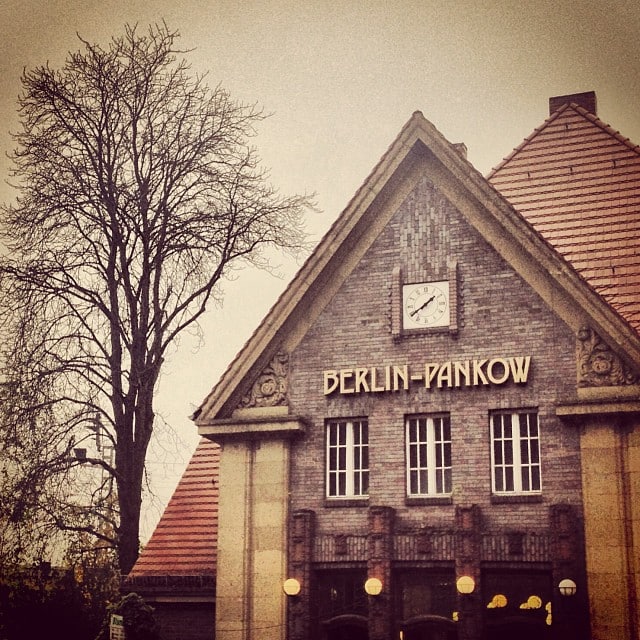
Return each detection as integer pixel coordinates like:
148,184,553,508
556,400,640,419
198,415,307,441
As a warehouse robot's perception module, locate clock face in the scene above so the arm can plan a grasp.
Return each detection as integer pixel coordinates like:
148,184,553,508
402,281,450,329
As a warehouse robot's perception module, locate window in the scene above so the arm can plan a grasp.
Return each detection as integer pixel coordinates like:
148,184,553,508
406,415,452,496
326,419,369,498
491,411,541,494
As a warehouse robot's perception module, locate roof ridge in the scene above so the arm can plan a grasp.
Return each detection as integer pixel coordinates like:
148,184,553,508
572,103,640,156
488,102,640,180
486,104,571,179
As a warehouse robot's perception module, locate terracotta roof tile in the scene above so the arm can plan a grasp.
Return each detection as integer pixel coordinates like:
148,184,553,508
489,102,640,335
128,438,219,578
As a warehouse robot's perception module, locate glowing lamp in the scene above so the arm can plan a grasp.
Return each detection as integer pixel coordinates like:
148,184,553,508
364,577,383,596
282,578,301,596
456,575,475,595
558,578,577,597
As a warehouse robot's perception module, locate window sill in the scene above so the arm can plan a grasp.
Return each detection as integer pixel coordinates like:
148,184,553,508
405,495,453,506
324,497,369,508
491,493,543,504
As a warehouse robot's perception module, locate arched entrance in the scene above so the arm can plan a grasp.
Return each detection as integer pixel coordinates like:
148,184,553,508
402,614,459,640
484,615,549,640
322,614,368,640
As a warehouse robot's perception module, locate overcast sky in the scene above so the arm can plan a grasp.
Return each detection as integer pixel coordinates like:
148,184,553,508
2,0,639,538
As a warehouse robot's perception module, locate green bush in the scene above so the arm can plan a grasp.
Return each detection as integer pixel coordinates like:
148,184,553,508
96,593,159,640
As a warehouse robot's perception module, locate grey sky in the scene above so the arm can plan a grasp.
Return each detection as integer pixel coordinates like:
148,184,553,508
2,0,639,537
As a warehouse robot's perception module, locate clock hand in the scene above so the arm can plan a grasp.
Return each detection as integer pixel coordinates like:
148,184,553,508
410,295,436,317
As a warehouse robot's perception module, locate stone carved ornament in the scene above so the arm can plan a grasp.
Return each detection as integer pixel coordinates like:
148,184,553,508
240,352,289,408
577,327,638,387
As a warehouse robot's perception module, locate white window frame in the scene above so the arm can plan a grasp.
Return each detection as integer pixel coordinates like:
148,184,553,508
406,415,452,497
490,410,541,494
326,419,369,498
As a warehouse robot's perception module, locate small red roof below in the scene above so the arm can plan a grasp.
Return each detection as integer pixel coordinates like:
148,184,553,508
127,438,219,579
489,100,640,335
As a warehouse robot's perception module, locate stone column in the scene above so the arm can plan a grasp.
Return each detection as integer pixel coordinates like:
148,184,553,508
214,435,294,640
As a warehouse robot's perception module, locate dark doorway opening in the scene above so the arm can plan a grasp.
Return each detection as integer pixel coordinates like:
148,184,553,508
484,616,549,640
322,614,368,640
402,615,459,640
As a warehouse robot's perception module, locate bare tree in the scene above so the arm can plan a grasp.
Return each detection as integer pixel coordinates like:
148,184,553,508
0,23,310,574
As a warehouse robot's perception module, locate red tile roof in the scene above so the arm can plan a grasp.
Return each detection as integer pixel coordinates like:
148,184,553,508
488,100,640,335
127,438,219,579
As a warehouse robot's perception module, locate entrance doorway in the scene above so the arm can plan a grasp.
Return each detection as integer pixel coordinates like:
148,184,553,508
485,616,548,640
322,614,368,640
402,615,459,640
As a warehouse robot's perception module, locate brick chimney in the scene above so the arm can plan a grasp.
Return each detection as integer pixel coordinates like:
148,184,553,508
549,91,597,115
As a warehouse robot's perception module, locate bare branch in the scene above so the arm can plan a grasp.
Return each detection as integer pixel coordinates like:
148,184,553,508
0,22,312,573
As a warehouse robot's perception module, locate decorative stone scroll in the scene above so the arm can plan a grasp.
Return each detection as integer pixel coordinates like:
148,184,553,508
239,352,289,408
577,327,638,387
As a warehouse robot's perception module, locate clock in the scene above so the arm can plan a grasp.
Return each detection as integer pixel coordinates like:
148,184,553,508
402,281,450,329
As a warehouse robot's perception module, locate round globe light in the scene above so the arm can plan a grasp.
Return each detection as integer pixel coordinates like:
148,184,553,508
456,575,476,595
282,578,301,596
558,578,577,597
364,577,383,596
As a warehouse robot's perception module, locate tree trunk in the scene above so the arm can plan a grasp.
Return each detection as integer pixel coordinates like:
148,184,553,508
117,464,144,576
115,390,154,576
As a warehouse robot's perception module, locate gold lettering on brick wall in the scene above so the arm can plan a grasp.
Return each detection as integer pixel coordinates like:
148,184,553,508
323,356,531,395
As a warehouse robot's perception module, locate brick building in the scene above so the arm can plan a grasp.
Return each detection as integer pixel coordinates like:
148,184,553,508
128,92,640,640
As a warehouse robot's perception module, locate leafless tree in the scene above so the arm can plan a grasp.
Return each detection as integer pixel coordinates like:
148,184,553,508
0,23,310,574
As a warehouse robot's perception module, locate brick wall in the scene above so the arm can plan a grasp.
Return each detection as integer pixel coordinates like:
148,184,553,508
284,175,586,637
288,175,582,534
